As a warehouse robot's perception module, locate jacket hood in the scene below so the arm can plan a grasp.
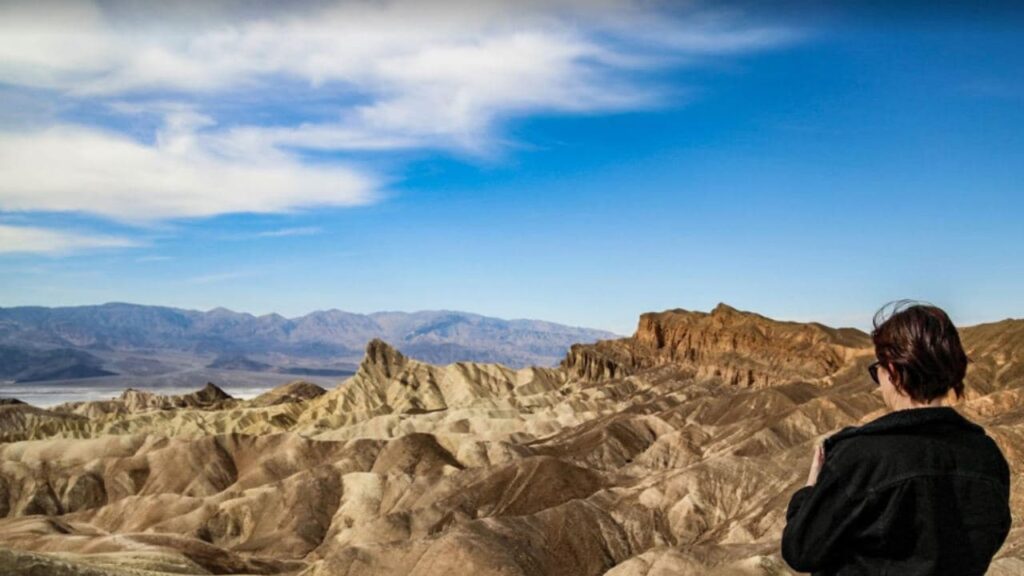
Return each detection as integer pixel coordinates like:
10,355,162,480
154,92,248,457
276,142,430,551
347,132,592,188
824,406,986,452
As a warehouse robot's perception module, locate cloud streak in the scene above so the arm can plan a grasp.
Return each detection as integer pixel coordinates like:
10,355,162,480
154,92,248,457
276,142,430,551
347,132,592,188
0,0,796,225
0,112,378,222
0,224,139,255
256,227,323,238
185,271,257,285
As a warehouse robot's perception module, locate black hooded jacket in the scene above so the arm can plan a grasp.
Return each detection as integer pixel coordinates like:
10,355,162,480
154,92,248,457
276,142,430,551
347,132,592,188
781,406,1011,575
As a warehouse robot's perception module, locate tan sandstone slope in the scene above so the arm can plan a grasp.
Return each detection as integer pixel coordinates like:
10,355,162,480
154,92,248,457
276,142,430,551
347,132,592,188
0,303,1021,576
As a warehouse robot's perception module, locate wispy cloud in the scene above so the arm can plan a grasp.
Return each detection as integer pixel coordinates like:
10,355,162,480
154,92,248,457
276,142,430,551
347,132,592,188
0,224,139,255
185,271,255,285
256,226,323,238
0,0,796,224
0,113,378,222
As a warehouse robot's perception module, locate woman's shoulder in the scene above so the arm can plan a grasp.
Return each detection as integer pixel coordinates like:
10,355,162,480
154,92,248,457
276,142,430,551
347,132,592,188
824,407,988,450
822,409,1010,490
822,432,888,472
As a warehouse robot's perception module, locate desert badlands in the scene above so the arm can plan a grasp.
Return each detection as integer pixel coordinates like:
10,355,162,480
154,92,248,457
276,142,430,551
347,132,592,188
0,303,1021,575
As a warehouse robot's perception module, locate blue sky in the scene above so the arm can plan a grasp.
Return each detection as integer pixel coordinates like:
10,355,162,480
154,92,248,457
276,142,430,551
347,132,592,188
1,1,1022,335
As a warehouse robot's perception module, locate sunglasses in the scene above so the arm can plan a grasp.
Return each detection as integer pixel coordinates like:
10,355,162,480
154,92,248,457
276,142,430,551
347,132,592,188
868,361,882,385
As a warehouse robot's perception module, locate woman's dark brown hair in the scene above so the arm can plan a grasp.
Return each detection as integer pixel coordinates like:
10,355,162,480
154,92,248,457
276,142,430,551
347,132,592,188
871,299,970,402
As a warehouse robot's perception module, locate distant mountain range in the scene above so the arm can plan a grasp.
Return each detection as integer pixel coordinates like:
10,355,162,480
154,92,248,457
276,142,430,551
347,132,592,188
0,345,116,383
0,303,621,382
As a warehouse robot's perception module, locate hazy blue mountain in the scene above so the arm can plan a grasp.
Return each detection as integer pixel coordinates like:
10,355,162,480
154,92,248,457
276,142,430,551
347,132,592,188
205,355,273,372
0,304,621,377
0,345,116,383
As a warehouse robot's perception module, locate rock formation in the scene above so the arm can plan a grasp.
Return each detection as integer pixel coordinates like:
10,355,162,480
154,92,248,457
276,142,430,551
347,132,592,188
0,303,1021,576
562,303,872,387
247,380,327,407
50,382,237,417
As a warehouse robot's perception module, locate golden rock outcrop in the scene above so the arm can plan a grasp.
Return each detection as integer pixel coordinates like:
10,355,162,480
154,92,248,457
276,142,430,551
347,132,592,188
562,303,872,387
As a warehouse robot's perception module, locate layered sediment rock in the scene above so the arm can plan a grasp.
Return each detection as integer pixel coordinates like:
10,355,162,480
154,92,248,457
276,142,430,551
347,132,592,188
0,304,1021,576
246,380,327,407
293,338,568,434
51,382,236,418
563,303,872,388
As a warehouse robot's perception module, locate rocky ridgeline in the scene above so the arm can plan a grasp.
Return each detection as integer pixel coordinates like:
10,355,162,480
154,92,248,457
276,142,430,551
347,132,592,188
46,382,237,419
562,302,873,388
293,338,568,433
0,304,1021,576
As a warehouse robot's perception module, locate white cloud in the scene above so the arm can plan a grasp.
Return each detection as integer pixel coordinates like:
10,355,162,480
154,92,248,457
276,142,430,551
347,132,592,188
0,1,793,133
185,271,256,285
0,224,139,254
0,113,378,222
256,227,323,238
0,0,795,222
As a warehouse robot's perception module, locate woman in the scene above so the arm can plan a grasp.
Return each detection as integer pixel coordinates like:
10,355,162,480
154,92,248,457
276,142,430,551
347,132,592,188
781,300,1012,575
